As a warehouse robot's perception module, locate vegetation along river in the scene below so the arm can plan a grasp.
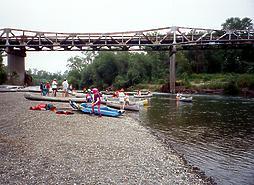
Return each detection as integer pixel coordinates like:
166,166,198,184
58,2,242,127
136,95,254,185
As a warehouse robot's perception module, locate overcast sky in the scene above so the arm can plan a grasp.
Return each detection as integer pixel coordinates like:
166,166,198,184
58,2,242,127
1,0,254,73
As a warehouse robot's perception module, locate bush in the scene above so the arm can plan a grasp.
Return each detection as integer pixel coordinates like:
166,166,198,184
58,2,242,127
0,69,7,84
223,80,240,95
237,74,254,89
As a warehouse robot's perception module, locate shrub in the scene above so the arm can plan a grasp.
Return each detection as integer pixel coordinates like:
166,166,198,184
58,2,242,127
223,80,240,95
0,70,7,84
237,74,254,88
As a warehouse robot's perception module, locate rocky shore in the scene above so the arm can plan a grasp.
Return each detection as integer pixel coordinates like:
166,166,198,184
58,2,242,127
0,92,212,184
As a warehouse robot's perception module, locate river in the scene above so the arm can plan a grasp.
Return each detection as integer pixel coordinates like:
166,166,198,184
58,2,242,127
137,95,254,185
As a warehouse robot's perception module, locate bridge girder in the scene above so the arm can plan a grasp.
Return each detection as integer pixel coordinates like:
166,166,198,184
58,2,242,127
0,27,253,52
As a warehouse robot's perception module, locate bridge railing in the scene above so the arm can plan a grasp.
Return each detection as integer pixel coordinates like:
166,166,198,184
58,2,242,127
0,27,253,51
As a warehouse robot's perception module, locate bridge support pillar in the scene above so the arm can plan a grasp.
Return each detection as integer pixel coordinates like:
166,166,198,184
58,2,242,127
6,48,26,85
169,45,176,94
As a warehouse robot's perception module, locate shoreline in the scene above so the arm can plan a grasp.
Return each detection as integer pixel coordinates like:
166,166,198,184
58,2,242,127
0,92,213,184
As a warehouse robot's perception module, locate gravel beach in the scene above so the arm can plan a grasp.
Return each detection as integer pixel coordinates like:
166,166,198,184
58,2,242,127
0,92,212,184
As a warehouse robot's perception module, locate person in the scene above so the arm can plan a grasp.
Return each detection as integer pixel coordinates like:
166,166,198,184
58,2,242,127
124,93,130,105
91,88,101,117
112,90,119,98
176,92,182,100
51,79,58,97
83,87,87,93
62,79,69,97
137,89,141,95
45,82,51,96
118,88,126,110
40,82,44,96
68,84,73,93
86,89,93,102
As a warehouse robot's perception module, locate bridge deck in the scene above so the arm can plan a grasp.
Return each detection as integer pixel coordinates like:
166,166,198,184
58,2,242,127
0,27,253,51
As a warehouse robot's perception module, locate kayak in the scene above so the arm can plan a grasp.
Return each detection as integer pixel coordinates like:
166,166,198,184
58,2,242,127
177,96,193,102
133,94,153,98
106,101,140,111
70,101,124,117
24,93,86,103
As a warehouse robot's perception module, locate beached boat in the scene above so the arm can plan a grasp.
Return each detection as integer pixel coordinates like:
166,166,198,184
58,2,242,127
70,101,124,117
24,93,86,103
133,94,153,98
106,101,140,111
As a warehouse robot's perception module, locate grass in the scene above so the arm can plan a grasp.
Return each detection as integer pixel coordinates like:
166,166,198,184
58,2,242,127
178,73,254,90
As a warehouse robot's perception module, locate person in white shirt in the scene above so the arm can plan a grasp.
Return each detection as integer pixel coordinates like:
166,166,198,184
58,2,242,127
118,88,126,110
62,79,69,97
51,79,58,97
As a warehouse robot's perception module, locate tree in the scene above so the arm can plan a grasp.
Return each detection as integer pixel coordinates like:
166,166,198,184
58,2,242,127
221,17,254,73
222,17,253,30
66,51,96,88
93,52,118,88
0,52,7,84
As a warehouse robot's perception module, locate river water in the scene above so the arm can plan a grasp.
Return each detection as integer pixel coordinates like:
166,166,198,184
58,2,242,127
138,95,254,185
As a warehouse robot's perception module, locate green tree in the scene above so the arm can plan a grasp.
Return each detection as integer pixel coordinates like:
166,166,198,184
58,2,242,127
0,52,7,84
66,51,96,88
222,17,253,30
93,52,118,88
221,17,253,73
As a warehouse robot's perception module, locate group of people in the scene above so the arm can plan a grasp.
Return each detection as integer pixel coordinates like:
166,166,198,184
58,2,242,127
40,79,72,97
112,88,130,110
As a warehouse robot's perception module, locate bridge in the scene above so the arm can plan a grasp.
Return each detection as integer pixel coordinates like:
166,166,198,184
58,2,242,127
1,27,254,92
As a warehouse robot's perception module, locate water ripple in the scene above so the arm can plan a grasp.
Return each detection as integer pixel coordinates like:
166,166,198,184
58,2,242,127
140,95,254,185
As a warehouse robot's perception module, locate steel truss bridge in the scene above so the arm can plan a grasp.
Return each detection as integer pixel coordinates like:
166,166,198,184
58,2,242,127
0,26,254,52
1,26,253,90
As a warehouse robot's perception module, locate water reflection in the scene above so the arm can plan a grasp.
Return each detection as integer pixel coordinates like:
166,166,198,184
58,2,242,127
139,95,254,185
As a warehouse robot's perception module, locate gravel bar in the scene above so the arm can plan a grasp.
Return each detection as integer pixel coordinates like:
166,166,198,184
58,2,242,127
0,92,212,184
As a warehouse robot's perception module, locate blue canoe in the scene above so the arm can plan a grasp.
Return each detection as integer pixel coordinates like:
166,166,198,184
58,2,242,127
70,101,124,117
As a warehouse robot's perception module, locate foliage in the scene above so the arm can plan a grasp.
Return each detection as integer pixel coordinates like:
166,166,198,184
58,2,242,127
0,52,7,84
221,17,253,30
223,80,240,95
237,74,254,89
27,69,66,86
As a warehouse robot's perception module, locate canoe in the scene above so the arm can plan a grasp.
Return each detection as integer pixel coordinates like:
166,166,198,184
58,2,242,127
106,101,139,111
135,99,149,106
177,96,193,102
24,93,86,103
70,101,124,117
133,94,153,98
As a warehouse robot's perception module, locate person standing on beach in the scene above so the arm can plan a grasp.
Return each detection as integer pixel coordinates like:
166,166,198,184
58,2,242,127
51,79,58,97
62,79,69,97
91,88,101,117
40,82,44,96
45,82,51,96
118,88,126,110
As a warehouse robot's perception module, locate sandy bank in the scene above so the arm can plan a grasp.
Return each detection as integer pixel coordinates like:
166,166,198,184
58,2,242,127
0,92,211,184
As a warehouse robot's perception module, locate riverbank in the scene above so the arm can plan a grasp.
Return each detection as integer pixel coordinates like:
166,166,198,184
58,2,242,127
0,92,212,184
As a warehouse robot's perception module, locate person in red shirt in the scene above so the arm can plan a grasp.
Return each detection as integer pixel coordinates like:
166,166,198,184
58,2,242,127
45,82,51,96
91,88,101,117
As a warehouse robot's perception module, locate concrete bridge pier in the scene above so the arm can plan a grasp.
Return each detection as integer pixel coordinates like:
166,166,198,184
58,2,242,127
169,45,176,94
6,48,26,85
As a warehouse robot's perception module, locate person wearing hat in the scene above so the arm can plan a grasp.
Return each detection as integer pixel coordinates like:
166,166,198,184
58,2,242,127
86,89,92,102
91,88,101,117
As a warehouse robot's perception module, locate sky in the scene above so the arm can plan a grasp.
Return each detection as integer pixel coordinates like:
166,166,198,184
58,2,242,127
1,0,254,73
